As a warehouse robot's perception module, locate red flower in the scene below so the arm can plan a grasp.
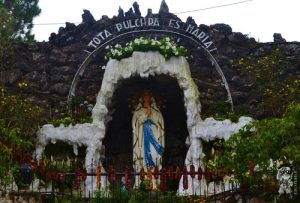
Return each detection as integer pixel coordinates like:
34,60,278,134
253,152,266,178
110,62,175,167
39,161,45,174
53,170,59,182
59,171,65,182
46,170,52,181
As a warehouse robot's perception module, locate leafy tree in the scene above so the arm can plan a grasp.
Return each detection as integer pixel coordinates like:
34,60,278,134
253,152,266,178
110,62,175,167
0,0,41,41
0,1,40,70
215,103,300,193
0,84,43,184
0,7,15,69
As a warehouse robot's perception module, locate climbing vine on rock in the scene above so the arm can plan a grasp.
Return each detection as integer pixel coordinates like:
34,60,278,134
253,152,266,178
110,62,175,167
235,48,300,117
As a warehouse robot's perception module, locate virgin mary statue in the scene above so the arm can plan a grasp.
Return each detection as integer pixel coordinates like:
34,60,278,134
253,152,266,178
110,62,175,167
132,91,165,185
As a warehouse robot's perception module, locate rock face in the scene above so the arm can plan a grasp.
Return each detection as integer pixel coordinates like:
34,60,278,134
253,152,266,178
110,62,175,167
159,0,169,13
0,2,299,119
273,33,286,43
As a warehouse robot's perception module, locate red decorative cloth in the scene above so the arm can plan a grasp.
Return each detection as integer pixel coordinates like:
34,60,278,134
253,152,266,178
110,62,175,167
125,167,131,190
197,166,203,180
175,166,181,180
205,167,211,181
82,168,88,181
160,168,167,192
183,166,188,190
190,164,195,178
109,166,116,182
74,168,81,190
140,167,145,181
168,166,174,180
154,165,159,179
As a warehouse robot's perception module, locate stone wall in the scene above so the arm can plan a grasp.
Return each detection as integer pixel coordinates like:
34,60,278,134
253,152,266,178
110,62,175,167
1,2,299,119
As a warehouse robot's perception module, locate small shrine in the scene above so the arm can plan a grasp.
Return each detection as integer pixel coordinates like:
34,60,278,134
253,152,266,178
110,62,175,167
1,0,299,202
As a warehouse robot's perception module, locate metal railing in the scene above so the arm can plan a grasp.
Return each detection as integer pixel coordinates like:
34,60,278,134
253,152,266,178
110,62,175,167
1,163,243,203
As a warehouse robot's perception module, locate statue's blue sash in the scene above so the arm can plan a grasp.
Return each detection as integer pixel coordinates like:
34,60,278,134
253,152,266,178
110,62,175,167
143,119,164,167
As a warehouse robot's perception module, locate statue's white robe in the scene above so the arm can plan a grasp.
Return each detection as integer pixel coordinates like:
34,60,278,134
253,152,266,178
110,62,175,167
132,103,164,187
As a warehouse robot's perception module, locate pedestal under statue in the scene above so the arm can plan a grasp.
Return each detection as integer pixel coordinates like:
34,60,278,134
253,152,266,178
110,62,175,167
132,91,165,187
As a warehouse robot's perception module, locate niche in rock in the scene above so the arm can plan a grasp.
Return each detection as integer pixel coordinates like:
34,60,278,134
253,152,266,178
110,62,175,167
44,141,87,163
103,75,189,176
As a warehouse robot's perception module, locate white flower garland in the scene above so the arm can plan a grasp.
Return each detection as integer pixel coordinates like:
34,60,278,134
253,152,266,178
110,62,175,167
105,37,188,61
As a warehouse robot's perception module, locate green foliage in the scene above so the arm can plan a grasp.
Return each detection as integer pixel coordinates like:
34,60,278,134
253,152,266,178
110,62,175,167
0,7,15,69
93,188,128,203
236,48,300,117
216,103,300,192
50,116,91,127
0,1,41,70
0,85,43,184
40,195,85,203
201,100,247,123
0,0,41,41
49,97,93,127
0,84,43,136
105,37,188,61
92,189,195,203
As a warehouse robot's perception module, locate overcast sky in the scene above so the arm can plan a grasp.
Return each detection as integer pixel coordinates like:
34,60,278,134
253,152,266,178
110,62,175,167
32,0,300,43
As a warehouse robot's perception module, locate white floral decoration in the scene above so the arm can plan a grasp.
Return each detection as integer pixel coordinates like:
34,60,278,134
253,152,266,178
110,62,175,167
105,37,188,61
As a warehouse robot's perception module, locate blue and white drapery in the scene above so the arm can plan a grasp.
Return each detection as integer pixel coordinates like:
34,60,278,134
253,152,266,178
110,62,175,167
143,119,164,167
